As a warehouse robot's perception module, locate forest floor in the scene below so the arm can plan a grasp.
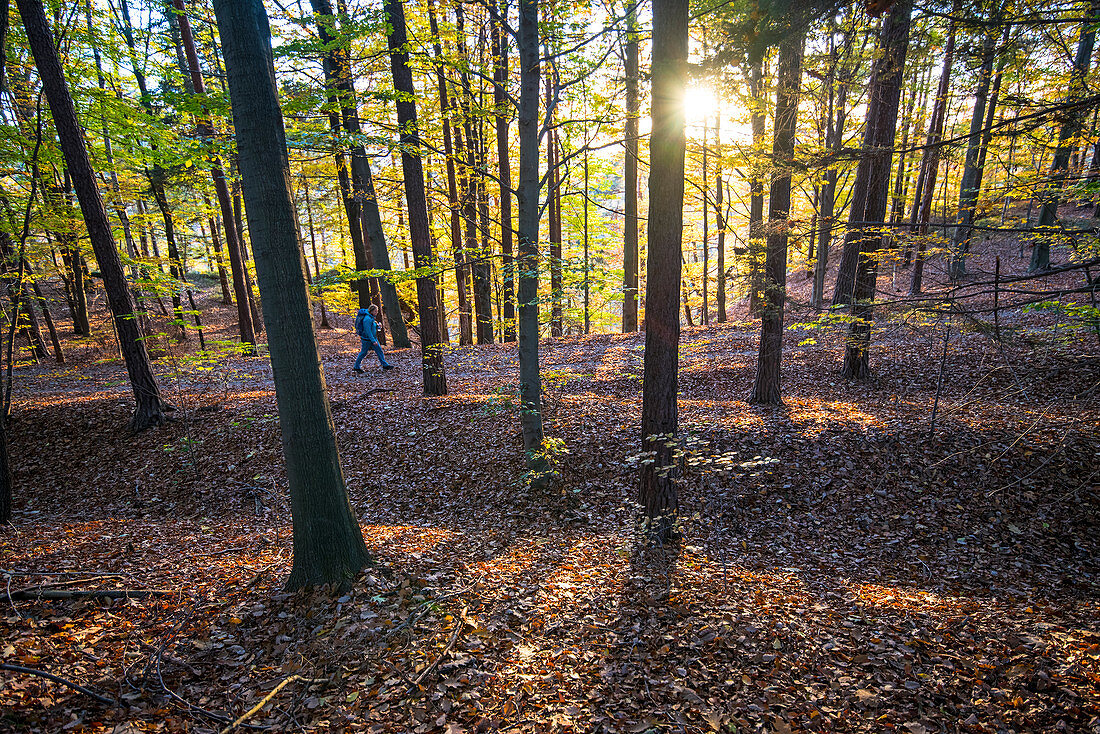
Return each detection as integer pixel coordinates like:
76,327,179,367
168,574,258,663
1,236,1099,733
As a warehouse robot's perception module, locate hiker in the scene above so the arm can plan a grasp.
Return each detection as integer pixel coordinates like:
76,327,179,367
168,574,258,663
353,305,395,373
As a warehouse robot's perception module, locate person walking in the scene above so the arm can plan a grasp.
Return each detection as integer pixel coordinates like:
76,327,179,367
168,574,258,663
353,305,395,372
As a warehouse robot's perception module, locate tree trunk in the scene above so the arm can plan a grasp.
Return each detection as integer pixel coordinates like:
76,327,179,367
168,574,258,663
841,0,912,378
170,0,255,348
310,0,409,347
213,0,370,590
18,0,165,432
949,19,998,279
748,30,803,405
622,5,640,333
702,116,709,325
385,0,447,394
493,3,516,342
1031,0,1100,271
640,0,687,543
715,130,726,323
813,29,848,309
910,0,959,293
516,0,546,476
747,60,766,314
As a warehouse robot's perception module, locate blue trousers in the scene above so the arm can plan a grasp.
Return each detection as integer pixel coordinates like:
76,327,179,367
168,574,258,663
354,338,391,370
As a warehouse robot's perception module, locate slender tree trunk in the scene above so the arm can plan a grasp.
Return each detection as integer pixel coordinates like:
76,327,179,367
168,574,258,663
310,0,409,347
910,0,959,293
493,2,516,342
748,61,766,314
622,5,640,332
203,194,233,304
640,0,687,543
748,29,803,406
813,30,847,309
385,0,447,393
171,0,255,348
1031,0,1100,271
702,117,709,325
547,88,563,337
841,0,912,378
715,114,726,322
214,0,369,590
583,149,590,334
18,0,165,431
949,20,998,279
517,0,546,474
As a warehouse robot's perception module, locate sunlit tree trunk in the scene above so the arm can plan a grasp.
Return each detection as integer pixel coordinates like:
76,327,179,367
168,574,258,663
18,0,165,431
622,5,640,333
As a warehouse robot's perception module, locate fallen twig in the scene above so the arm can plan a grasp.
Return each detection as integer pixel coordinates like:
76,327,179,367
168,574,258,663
10,588,173,600
0,663,115,705
409,617,465,693
219,674,322,734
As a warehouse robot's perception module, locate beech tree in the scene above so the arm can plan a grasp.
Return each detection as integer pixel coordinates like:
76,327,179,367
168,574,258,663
212,0,370,589
640,0,687,543
16,0,166,433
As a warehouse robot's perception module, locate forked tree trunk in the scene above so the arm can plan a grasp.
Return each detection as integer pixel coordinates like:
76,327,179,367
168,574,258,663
385,0,447,394
213,0,370,590
622,5,640,333
640,0,687,543
841,0,912,378
18,0,165,432
748,30,803,406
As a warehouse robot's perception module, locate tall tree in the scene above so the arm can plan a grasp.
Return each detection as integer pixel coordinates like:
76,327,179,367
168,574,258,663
622,4,640,333
17,0,166,432
640,0,687,543
213,0,370,589
840,0,912,378
385,0,447,394
949,12,1000,279
516,0,547,479
1030,0,1100,272
310,0,410,347
493,1,516,342
908,0,959,294
170,0,255,348
748,28,804,405
746,60,767,313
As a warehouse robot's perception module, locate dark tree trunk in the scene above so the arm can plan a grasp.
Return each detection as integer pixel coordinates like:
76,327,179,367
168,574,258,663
640,0,687,543
493,3,516,342
910,0,959,293
747,61,767,314
0,415,10,524
702,116,709,325
841,0,912,378
310,0,409,347
715,145,726,322
213,0,370,590
748,30,803,406
1031,0,1100,271
18,0,165,431
813,27,848,309
516,0,546,475
622,5,640,333
385,0,447,394
548,118,563,336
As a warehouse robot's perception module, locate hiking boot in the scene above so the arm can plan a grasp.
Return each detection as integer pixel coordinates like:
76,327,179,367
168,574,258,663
383,364,396,371
353,368,364,373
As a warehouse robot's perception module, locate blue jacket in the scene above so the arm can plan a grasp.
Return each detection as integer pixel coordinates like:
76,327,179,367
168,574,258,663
355,309,378,343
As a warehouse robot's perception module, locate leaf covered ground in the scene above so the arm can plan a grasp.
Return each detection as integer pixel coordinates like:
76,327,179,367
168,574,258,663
2,255,1099,733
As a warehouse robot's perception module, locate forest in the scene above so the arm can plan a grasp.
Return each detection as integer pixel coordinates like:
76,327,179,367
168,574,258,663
0,0,1098,731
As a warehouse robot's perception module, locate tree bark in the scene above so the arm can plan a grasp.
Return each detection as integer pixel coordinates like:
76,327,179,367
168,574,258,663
18,0,165,432
517,0,546,476
748,29,803,405
841,0,912,378
622,5,640,333
747,60,767,314
385,0,447,394
310,0,409,347
493,3,516,342
213,0,370,590
640,0,687,543
910,0,959,293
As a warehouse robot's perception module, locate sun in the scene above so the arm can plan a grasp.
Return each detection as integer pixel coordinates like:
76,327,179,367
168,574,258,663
683,83,718,126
